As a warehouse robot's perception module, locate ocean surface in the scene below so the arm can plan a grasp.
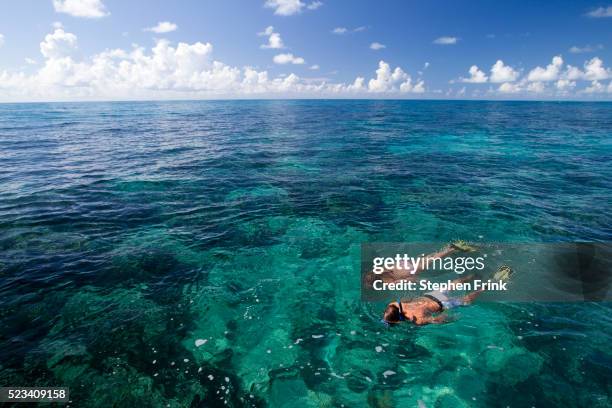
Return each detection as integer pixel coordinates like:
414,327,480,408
0,100,610,407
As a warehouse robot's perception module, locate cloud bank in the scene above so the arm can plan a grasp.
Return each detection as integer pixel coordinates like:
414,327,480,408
458,55,612,96
0,28,425,101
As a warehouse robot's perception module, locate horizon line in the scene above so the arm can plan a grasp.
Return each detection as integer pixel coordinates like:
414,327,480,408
2,97,612,105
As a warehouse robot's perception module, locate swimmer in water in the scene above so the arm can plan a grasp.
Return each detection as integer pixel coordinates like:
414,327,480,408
381,265,513,326
363,240,478,288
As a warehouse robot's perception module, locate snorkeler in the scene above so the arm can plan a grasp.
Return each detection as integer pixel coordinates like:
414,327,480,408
381,265,513,326
363,240,478,288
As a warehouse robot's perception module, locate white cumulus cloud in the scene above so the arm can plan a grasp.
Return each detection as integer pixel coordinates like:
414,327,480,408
490,60,519,83
433,36,458,45
264,0,320,15
564,65,583,81
498,82,521,93
584,81,605,93
0,34,4,48
273,53,305,64
367,60,420,93
332,27,348,34
265,0,304,15
462,65,488,83
40,28,78,59
527,55,563,82
145,22,178,34
564,57,611,81
309,64,319,70
370,42,386,50
527,81,545,93
555,79,576,91
0,29,428,101
586,6,612,18
259,26,284,49
582,57,611,80
459,55,612,96
412,80,425,93
346,77,365,92
53,0,109,18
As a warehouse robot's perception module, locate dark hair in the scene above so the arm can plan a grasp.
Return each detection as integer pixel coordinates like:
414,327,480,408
383,303,401,324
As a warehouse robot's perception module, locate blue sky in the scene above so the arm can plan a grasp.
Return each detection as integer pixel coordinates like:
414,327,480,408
0,0,611,101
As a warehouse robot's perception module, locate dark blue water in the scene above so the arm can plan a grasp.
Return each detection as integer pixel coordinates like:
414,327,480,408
0,100,610,407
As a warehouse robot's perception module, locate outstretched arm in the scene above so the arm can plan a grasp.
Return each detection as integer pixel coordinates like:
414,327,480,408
412,241,477,277
461,290,484,305
370,243,465,284
405,244,457,278
416,314,450,325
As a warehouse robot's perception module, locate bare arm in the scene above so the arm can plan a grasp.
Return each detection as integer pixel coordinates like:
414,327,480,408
415,314,450,325
413,245,456,276
386,245,457,280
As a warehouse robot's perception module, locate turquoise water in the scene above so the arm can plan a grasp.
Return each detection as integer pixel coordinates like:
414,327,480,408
0,100,610,407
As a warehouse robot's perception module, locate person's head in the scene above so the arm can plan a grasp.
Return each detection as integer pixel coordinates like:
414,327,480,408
382,301,403,325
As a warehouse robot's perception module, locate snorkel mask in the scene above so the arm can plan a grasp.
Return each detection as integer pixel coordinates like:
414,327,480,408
381,298,405,327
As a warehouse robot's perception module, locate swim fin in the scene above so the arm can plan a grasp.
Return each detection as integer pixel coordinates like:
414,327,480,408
451,240,478,252
494,265,513,282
